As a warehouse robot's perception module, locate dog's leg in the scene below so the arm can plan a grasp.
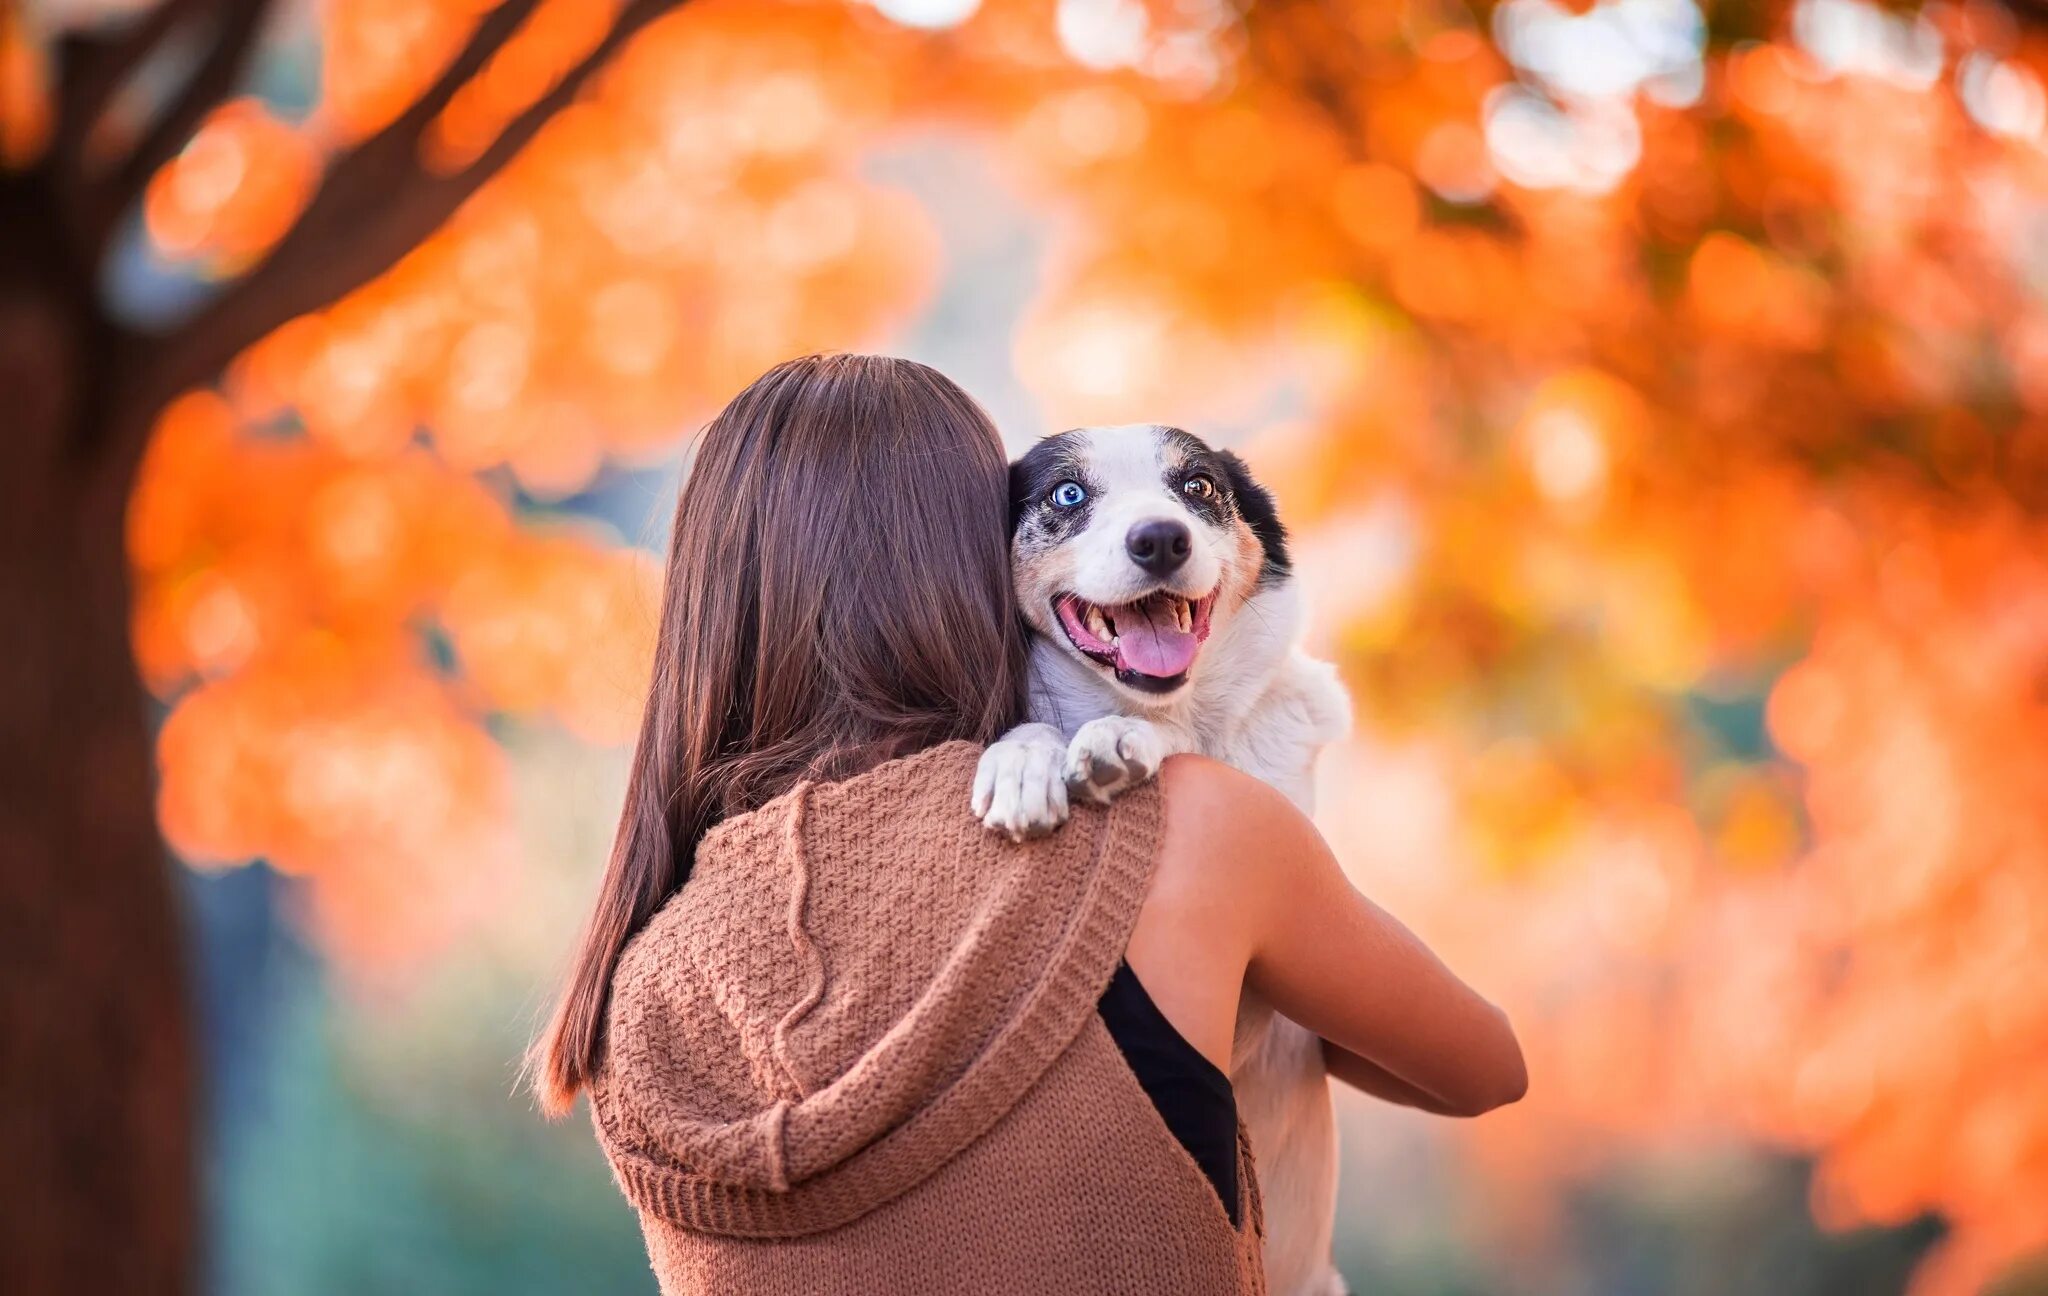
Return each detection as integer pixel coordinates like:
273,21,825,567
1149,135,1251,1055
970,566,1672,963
972,722,1071,841
1234,1006,1342,1296
1062,715,1178,805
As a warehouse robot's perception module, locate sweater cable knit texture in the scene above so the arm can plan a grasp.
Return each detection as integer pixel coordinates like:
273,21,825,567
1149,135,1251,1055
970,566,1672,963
589,740,1265,1295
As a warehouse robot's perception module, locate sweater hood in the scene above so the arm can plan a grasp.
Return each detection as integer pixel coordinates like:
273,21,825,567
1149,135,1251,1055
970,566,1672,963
590,740,1161,1239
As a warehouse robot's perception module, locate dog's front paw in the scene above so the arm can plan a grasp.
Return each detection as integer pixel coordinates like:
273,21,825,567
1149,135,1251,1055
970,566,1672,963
1064,716,1166,805
971,725,1071,842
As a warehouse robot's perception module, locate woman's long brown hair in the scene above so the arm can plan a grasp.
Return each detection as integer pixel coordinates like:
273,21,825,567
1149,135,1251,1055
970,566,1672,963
530,354,1027,1115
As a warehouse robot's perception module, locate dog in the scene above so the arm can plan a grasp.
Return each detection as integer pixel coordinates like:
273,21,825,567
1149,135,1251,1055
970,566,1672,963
970,423,1352,1296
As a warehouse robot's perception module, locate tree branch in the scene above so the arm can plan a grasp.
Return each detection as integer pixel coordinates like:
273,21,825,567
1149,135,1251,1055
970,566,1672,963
44,0,213,278
51,0,208,170
370,0,549,167
106,0,273,216
109,0,684,462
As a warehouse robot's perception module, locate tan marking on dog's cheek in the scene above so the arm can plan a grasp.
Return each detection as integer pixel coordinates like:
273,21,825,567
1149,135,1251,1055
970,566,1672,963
1021,599,1058,639
1011,548,1073,638
1227,522,1263,609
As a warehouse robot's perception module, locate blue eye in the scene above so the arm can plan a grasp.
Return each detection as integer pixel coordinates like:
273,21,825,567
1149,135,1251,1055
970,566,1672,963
1050,481,1087,509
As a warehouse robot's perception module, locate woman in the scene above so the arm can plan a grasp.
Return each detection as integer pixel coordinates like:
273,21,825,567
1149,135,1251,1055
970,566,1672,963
532,354,1525,1295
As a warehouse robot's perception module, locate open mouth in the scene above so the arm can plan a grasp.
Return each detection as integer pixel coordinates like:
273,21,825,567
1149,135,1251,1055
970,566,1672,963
1052,590,1217,693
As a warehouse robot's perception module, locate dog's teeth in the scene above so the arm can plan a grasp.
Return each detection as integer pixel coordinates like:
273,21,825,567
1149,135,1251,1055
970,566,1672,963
1177,600,1191,633
1087,606,1111,642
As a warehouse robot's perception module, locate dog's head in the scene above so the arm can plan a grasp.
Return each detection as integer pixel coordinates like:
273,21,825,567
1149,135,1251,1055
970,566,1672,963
1009,424,1290,703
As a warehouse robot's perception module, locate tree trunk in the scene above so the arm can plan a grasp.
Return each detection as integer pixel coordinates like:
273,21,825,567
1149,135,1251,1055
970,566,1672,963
0,7,687,1285
0,175,195,1296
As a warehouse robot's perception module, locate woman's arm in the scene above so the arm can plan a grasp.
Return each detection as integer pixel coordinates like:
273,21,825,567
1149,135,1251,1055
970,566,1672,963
1320,1043,1473,1116
1158,757,1527,1117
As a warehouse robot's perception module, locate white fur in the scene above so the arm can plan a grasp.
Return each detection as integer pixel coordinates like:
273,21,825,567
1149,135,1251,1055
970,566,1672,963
975,425,1353,1296
969,722,1068,842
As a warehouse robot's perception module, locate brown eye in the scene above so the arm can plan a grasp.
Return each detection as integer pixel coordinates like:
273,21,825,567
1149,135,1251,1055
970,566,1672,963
1183,474,1216,501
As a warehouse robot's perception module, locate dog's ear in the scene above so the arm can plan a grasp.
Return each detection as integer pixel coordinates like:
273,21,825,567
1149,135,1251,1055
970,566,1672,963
1217,450,1291,580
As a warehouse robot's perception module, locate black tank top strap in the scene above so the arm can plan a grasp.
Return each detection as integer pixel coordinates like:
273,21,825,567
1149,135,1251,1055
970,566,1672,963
1096,960,1241,1226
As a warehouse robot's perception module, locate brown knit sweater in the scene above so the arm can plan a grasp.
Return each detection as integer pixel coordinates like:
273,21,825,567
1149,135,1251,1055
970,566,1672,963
590,740,1265,1295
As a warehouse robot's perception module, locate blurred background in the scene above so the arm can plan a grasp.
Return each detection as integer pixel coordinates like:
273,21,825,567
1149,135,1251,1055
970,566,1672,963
2,0,2046,1292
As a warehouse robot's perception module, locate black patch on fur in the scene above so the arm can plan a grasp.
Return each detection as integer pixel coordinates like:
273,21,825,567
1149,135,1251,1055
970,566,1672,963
1009,430,1096,548
1156,426,1232,529
1154,427,1291,586
1216,449,1291,586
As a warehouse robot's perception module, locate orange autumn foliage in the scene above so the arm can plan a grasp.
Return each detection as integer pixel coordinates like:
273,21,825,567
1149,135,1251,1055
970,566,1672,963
931,0,2048,1289
143,98,318,265
92,0,2048,1288
124,0,940,965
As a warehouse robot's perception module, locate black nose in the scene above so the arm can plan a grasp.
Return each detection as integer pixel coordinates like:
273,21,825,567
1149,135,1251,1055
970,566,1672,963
1126,520,1192,575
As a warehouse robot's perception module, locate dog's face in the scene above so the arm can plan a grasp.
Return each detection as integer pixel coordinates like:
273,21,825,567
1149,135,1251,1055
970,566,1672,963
1009,424,1290,703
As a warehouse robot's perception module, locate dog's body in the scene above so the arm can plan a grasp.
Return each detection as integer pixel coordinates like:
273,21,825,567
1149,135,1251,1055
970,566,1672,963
972,424,1351,1296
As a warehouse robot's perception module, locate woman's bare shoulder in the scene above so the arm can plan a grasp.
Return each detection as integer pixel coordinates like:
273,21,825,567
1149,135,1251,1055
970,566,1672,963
1157,754,1316,840
1153,754,1323,900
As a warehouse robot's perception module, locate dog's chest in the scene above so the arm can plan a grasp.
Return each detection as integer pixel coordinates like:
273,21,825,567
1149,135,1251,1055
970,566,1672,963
1159,651,1337,814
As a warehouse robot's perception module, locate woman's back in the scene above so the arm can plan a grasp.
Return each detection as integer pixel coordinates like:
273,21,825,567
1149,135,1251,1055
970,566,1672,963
591,742,1265,1296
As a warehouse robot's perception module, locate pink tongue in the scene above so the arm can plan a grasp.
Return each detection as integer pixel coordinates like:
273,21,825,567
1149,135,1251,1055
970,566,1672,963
1116,612,1198,678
